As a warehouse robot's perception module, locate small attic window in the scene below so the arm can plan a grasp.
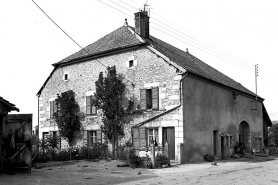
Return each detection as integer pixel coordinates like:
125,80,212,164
129,60,134,67
63,72,69,81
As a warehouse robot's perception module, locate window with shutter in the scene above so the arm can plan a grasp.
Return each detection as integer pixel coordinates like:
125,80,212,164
86,96,97,115
152,87,159,110
140,89,147,110
140,87,159,111
88,130,102,146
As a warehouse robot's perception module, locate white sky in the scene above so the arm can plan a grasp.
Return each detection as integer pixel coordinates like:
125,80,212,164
1,0,278,128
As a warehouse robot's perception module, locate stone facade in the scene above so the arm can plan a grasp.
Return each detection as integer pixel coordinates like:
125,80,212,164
39,47,182,149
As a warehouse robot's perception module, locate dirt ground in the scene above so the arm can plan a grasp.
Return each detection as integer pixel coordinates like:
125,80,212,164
1,157,278,185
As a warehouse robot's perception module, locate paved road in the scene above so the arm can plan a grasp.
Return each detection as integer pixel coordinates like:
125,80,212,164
0,157,277,185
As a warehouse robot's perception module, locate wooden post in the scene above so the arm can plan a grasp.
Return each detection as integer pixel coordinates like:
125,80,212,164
165,141,170,165
151,143,156,168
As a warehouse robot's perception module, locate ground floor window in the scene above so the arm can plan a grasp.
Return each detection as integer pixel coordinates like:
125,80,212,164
88,130,102,146
42,132,49,141
148,128,159,146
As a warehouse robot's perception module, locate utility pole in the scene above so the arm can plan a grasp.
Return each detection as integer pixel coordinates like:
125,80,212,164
255,64,259,101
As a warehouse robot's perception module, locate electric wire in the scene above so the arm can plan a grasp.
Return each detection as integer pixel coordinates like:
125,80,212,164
125,0,255,68
32,0,134,86
100,0,253,71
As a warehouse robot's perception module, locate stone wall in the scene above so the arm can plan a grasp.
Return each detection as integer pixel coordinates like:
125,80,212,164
182,74,264,163
39,47,182,148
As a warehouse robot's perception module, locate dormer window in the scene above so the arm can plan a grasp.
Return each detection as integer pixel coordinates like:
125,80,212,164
64,74,68,80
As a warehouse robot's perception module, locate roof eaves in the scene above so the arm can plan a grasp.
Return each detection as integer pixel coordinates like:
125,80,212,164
132,105,181,129
36,66,58,97
0,97,19,112
52,42,147,67
186,71,264,101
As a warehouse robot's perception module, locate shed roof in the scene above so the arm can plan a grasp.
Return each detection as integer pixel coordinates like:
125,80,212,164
0,96,19,112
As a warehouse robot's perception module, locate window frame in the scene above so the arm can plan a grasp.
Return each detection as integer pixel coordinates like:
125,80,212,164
140,86,159,111
88,130,102,146
86,95,97,116
148,128,159,146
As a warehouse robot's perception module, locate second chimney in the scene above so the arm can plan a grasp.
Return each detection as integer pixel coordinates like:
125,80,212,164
134,10,149,38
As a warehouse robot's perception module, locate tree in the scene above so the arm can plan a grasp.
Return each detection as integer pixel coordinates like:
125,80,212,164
54,90,83,159
94,66,127,157
269,124,278,147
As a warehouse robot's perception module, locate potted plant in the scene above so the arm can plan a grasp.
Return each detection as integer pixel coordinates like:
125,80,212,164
155,154,169,168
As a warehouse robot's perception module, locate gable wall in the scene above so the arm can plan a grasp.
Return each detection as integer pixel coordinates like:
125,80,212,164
39,47,182,147
182,74,263,163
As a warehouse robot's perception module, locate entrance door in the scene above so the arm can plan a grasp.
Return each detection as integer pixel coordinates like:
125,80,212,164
162,127,175,160
213,130,218,156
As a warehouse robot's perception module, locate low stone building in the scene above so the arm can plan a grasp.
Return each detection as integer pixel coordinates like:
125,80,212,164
37,10,272,163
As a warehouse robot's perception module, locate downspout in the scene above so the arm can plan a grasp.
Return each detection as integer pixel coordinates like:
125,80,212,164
179,71,188,105
37,95,40,138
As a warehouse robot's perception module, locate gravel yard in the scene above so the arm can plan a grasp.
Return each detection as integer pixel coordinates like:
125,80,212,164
0,156,278,185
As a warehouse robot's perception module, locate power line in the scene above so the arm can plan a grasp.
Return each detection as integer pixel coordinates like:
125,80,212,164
100,0,253,71
109,0,253,70
125,0,255,68
32,0,134,86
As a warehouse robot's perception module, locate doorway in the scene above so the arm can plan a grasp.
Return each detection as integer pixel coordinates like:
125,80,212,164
213,130,218,156
239,121,251,153
162,127,175,160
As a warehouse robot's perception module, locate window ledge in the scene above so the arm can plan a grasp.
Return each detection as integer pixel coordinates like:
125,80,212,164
86,115,97,119
128,66,135,70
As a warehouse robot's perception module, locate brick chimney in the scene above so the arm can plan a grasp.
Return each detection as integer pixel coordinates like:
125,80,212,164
134,10,149,38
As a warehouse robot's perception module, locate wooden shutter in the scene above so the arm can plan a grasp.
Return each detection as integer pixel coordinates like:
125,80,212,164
152,87,159,110
140,89,147,110
86,96,91,115
50,101,54,118
83,130,88,146
53,100,57,117
133,128,140,148
92,106,97,115
96,130,102,143
139,127,147,148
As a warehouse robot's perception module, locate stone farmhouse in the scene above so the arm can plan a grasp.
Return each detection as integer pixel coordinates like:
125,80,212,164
37,10,272,163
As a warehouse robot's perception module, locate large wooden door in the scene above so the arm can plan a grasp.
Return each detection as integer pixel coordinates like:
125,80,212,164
162,127,175,160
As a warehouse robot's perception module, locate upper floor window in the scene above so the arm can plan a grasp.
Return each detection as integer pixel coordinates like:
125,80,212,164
86,96,97,115
140,87,159,111
129,60,134,67
50,100,57,119
126,56,137,68
63,71,69,81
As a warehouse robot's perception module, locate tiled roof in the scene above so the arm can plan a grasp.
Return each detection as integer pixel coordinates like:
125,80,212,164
148,36,259,97
0,96,19,112
52,25,259,98
54,26,143,65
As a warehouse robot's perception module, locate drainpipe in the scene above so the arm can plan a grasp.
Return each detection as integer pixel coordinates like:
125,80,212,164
37,94,40,155
179,71,188,105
